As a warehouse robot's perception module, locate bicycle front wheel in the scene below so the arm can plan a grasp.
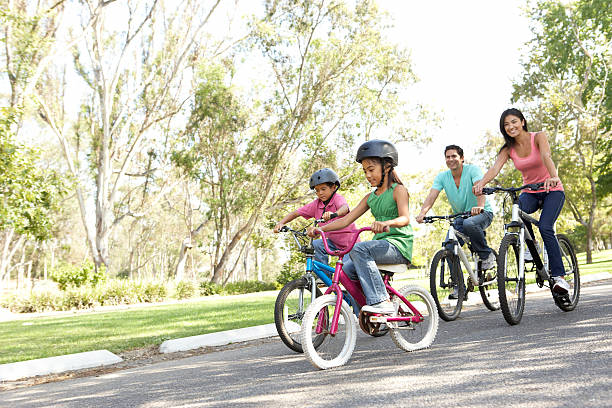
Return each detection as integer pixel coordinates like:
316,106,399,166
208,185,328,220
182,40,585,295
430,249,464,321
479,249,500,311
497,234,525,325
274,278,323,353
390,285,439,352
553,234,580,311
300,294,356,370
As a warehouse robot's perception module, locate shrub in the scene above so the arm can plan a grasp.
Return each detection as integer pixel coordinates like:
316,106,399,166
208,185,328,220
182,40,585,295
141,281,168,302
199,281,222,296
174,280,197,299
50,261,107,290
60,286,99,310
98,279,140,306
222,280,277,295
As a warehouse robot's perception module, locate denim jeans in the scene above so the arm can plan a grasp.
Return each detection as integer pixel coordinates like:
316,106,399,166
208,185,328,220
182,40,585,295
343,240,408,305
446,211,493,259
312,239,351,277
519,191,565,277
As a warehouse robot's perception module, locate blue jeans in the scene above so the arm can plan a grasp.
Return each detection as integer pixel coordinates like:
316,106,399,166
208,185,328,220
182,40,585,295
447,211,493,259
343,240,408,305
519,191,565,277
312,239,351,277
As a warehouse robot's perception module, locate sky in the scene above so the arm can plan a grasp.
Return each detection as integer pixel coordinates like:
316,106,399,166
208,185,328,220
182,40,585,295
376,0,533,175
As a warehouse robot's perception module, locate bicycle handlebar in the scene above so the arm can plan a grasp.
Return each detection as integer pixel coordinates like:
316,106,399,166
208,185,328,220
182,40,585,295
482,182,545,195
422,211,471,224
318,227,372,257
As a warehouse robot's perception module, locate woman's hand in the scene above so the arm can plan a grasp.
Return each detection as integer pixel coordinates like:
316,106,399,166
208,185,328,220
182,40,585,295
473,180,486,196
371,221,390,234
544,176,560,192
307,227,322,238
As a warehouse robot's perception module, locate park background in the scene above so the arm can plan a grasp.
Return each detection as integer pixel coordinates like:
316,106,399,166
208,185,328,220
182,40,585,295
1,0,610,312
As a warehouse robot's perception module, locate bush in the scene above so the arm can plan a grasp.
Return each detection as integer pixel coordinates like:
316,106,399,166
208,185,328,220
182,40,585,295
98,280,140,306
60,286,99,310
199,281,222,296
222,280,277,295
50,261,107,290
174,280,197,299
141,281,168,302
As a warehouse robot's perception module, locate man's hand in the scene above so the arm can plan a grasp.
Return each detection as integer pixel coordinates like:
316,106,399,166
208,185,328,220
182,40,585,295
273,222,284,233
470,206,484,216
416,213,426,223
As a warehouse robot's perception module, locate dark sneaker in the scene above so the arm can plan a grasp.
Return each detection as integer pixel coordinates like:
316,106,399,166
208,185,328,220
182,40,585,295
552,276,570,295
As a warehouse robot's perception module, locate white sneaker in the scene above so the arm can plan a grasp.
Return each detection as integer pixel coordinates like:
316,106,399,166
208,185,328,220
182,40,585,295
524,247,533,262
552,276,570,295
361,300,395,315
481,252,496,270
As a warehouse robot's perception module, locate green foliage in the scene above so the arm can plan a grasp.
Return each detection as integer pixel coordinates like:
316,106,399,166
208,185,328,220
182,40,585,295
0,108,66,240
275,247,305,286
50,261,107,290
222,280,277,295
174,280,198,300
199,281,223,296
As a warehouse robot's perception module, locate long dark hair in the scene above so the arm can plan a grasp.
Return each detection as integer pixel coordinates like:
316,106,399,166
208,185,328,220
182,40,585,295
499,108,529,153
378,158,404,188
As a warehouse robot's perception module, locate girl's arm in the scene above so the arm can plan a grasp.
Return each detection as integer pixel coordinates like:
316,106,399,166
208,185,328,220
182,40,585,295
322,204,349,220
534,131,561,191
307,194,369,237
473,148,510,195
371,184,410,233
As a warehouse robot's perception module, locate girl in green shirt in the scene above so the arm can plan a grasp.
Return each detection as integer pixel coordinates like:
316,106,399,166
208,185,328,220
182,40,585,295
308,140,413,315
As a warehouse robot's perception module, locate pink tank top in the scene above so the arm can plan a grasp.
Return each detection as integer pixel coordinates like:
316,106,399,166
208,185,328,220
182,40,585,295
509,132,563,193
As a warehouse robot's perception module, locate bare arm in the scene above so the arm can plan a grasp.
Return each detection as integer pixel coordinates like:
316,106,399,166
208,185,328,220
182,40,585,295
322,204,349,220
473,148,510,195
416,188,440,223
534,131,561,191
308,194,369,237
273,210,300,233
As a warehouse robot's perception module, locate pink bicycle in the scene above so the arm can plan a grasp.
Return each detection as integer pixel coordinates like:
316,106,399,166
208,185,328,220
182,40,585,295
300,227,439,369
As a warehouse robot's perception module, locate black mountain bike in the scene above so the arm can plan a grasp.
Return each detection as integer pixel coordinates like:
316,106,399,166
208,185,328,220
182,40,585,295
483,183,580,325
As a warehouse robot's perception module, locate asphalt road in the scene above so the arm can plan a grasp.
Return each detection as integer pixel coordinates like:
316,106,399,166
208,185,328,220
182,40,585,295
2,280,611,408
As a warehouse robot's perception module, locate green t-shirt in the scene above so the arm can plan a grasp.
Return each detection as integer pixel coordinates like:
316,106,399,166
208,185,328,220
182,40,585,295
367,183,413,263
432,164,493,214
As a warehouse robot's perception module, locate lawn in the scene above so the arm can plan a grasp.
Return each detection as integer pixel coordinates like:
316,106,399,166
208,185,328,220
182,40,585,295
1,249,610,365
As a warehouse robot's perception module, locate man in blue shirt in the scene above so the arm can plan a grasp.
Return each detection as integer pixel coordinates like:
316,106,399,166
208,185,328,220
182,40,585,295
416,145,496,297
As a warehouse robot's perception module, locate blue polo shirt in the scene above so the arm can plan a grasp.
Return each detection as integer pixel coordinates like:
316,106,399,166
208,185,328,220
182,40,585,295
432,164,493,214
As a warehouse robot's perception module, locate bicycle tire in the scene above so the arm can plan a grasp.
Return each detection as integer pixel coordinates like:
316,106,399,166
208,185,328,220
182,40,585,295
497,234,525,325
274,278,324,353
300,294,357,370
429,249,464,321
552,234,580,312
479,249,500,311
390,285,439,352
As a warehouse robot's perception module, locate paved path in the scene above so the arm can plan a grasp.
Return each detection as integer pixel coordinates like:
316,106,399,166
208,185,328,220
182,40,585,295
1,280,610,407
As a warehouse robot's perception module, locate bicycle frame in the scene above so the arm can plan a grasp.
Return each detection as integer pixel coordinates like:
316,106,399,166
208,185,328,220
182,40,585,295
445,226,488,287
317,228,424,335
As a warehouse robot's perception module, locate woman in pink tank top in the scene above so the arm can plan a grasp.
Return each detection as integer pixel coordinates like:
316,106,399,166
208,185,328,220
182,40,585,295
473,108,570,296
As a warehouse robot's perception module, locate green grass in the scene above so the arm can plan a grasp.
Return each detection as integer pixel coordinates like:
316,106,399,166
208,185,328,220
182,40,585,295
0,294,278,364
1,249,610,365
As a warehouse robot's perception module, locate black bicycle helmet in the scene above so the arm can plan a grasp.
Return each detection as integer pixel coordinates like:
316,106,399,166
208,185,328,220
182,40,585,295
309,168,341,190
355,139,398,167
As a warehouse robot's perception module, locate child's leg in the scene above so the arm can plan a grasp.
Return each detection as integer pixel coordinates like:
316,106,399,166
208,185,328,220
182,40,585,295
311,239,330,265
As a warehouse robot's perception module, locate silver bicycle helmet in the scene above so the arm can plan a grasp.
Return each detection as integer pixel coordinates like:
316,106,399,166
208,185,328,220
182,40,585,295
309,168,341,190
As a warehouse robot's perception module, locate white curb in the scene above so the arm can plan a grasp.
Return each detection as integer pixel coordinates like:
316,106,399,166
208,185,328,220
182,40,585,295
159,323,279,353
0,350,123,382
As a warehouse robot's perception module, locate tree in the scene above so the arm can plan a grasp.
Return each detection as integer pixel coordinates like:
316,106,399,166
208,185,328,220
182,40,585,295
511,0,611,263
34,0,228,272
174,0,424,284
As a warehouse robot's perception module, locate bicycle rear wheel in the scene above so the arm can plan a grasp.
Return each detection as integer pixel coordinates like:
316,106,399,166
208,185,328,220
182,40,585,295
552,234,580,311
390,285,439,352
274,278,323,353
479,249,500,311
497,235,525,325
300,294,356,369
430,249,464,321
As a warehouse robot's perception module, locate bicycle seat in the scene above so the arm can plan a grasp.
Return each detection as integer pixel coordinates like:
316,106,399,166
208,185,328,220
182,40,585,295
377,263,408,274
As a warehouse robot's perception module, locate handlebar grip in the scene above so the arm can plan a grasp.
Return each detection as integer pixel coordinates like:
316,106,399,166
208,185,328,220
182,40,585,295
482,187,496,195
280,226,289,232
526,182,545,190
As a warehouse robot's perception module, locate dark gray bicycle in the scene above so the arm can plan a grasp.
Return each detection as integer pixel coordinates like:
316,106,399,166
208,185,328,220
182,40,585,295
482,183,580,325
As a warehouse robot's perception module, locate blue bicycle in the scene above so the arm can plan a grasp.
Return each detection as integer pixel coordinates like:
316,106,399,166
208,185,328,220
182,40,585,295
274,221,383,353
